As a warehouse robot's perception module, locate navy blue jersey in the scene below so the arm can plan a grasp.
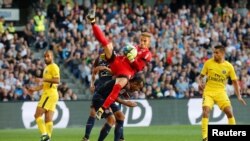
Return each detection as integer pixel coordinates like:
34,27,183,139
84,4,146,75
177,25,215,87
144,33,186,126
92,79,121,118
94,54,112,78
96,79,116,99
93,54,112,87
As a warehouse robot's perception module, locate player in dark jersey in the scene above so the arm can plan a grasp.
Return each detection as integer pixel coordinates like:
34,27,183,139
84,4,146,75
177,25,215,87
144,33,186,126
81,53,140,141
84,76,143,141
90,53,112,93
86,8,152,120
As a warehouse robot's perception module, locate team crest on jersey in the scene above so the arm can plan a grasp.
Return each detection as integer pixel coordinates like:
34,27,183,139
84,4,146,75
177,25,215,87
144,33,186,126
222,70,226,74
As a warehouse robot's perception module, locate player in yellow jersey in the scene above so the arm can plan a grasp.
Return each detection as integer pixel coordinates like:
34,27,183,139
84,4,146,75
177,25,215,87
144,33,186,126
198,45,247,141
28,50,60,141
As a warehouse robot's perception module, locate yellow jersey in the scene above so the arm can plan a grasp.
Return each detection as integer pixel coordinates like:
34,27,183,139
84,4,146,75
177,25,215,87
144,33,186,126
43,63,60,90
201,58,237,92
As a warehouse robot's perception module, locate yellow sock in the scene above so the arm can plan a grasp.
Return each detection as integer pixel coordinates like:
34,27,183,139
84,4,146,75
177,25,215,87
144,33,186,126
228,117,236,125
201,117,209,139
45,122,53,137
36,117,47,135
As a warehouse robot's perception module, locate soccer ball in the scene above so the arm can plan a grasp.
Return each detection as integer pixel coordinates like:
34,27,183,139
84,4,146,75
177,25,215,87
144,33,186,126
123,43,137,55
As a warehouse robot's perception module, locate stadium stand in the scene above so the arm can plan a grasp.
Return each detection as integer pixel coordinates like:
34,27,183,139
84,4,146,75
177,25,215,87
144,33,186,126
0,0,250,101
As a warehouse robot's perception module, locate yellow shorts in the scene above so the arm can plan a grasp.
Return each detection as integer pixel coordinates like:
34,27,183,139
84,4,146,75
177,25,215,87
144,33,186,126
202,91,231,110
38,89,59,112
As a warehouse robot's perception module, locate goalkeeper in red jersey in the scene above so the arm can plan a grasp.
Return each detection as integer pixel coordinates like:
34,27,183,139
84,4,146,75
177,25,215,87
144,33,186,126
86,8,152,120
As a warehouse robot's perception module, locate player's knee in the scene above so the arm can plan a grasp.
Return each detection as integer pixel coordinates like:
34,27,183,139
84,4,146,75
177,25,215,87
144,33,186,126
89,108,96,117
202,107,210,117
104,43,113,59
114,111,125,120
34,114,38,119
34,113,42,119
90,111,96,117
45,114,53,122
116,78,128,88
107,115,116,126
225,112,234,118
223,107,234,118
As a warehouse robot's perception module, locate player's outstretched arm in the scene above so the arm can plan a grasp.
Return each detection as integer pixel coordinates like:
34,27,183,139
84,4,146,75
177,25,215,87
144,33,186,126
232,80,247,106
116,97,137,107
94,66,112,74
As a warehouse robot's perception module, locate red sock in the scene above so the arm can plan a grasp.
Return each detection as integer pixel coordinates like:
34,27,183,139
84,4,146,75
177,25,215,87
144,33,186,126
92,24,109,46
102,84,122,109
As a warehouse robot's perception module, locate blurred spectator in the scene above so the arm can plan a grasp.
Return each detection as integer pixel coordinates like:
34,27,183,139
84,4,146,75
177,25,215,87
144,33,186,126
58,82,69,100
23,19,36,46
33,9,46,35
0,16,4,34
58,82,77,100
47,0,57,20
2,0,250,101
6,22,15,34
34,32,48,50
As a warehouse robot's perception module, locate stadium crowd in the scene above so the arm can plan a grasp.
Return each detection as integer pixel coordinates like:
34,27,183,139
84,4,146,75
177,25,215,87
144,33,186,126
0,0,250,101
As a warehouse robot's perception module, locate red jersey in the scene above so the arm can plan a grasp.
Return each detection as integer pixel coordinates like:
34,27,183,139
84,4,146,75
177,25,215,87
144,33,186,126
131,46,152,71
109,55,136,79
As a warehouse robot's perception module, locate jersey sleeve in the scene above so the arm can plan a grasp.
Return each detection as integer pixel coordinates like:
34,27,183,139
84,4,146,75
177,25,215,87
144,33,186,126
131,51,152,71
51,64,60,78
200,61,208,76
229,63,237,80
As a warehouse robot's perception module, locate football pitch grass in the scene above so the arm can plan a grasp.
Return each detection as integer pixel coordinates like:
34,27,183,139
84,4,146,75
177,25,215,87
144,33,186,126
0,125,201,141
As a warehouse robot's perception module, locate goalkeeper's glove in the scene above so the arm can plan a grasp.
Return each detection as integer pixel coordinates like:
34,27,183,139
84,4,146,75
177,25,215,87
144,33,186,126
96,107,104,120
126,47,137,62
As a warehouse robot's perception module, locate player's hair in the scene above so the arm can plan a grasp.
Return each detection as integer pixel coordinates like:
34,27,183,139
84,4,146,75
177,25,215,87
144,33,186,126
214,45,225,52
129,75,144,89
141,32,151,38
44,50,54,57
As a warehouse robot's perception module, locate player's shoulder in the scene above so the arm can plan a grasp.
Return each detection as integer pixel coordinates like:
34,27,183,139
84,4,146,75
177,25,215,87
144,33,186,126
48,63,60,70
224,60,234,67
53,63,59,67
224,60,231,64
204,58,214,64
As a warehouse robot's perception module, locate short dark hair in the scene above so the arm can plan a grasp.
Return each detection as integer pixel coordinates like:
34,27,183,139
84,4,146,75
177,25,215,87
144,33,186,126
214,45,225,52
130,75,142,82
129,75,144,89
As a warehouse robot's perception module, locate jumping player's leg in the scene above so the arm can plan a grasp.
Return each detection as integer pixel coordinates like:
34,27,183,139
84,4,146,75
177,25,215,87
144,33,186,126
86,9,113,59
96,77,128,120
103,77,128,109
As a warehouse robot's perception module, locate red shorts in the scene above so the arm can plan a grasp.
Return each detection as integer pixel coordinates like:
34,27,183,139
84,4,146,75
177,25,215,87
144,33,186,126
109,56,135,79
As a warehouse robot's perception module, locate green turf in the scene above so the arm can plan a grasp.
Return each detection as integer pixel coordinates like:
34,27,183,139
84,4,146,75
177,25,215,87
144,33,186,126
0,125,201,141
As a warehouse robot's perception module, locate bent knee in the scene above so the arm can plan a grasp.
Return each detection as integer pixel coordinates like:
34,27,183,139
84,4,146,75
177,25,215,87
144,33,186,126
114,111,125,120
202,106,211,118
107,115,116,125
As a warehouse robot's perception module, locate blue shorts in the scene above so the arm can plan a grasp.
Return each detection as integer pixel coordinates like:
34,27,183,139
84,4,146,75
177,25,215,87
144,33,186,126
91,92,121,118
